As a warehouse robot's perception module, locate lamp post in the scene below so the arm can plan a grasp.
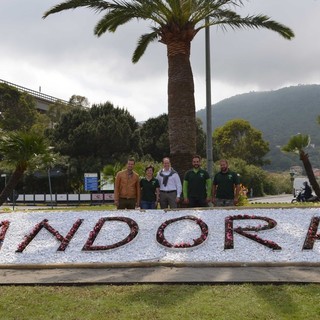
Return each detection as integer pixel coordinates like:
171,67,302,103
289,171,295,196
205,18,213,178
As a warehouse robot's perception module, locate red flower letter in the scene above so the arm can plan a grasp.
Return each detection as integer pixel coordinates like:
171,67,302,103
225,215,281,250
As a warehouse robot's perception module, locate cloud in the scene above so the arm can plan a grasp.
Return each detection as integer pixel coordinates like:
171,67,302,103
1,0,319,121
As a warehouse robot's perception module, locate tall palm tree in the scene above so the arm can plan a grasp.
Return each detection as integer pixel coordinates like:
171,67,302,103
282,134,320,198
0,130,52,206
43,0,294,177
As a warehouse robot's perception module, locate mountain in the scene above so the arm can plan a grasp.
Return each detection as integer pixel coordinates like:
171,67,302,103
196,84,320,171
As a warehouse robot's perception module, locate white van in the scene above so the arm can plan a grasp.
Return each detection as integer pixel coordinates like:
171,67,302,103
293,177,311,196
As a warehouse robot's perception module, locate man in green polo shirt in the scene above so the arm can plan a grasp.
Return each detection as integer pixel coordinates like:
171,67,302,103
183,155,212,207
212,159,240,207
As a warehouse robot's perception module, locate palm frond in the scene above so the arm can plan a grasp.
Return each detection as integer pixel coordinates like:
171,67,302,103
43,0,112,18
282,134,311,153
132,31,159,63
209,10,294,39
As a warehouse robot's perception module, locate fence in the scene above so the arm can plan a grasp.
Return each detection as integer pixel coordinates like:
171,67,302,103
9,193,115,206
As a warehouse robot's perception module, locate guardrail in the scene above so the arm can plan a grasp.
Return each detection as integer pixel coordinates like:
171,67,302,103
0,79,69,105
7,193,115,206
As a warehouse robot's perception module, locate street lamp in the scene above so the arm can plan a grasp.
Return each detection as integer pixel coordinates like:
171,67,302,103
289,171,295,196
205,18,213,178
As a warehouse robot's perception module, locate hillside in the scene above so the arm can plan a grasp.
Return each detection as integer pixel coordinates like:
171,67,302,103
196,84,320,171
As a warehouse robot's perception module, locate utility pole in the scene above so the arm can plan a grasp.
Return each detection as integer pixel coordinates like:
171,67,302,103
205,19,213,177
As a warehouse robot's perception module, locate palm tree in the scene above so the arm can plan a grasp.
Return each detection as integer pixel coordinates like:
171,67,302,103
0,130,53,206
43,0,294,177
282,134,320,198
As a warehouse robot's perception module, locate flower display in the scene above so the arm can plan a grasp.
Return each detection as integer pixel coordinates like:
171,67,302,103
303,216,320,250
82,217,139,251
156,215,208,249
0,220,10,250
16,219,83,253
0,209,318,265
224,214,281,250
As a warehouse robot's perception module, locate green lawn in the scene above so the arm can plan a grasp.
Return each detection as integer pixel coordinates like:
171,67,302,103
0,284,319,320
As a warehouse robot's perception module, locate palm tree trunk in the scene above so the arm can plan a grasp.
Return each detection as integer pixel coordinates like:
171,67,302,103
300,150,320,198
0,167,24,206
167,42,196,179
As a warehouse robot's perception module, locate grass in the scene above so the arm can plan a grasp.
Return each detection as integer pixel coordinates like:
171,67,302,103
0,284,319,319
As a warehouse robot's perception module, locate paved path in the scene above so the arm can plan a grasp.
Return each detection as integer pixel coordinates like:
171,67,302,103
1,266,319,285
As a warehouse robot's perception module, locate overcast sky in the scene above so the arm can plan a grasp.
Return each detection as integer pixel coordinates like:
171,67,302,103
1,0,320,122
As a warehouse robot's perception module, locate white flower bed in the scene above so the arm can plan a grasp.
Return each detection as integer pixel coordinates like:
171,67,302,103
0,208,319,266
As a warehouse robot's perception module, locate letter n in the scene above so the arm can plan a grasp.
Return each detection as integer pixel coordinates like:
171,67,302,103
16,219,83,252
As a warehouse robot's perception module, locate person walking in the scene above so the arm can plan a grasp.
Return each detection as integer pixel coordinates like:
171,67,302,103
183,155,212,207
156,157,182,209
140,165,160,209
212,159,240,207
114,158,140,209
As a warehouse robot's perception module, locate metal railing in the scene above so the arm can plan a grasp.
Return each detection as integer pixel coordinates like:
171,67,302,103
0,78,70,105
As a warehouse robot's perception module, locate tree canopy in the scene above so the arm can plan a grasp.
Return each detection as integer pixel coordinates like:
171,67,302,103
139,113,206,163
0,83,37,131
0,130,53,205
213,119,269,166
47,102,142,185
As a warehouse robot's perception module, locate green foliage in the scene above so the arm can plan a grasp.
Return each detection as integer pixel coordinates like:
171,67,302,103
0,130,54,205
213,158,292,197
102,160,162,184
0,83,37,131
47,102,141,187
282,133,310,153
139,114,206,162
68,95,89,108
263,172,292,195
198,85,320,171
213,119,269,166
139,114,170,161
0,130,52,171
43,0,294,63
46,100,75,127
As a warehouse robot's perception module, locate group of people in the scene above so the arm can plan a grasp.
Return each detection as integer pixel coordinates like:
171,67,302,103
114,156,240,210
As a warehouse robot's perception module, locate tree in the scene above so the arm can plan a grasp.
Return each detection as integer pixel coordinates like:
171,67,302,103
69,95,90,108
0,83,37,131
43,0,294,176
0,130,53,205
139,114,206,164
213,119,269,166
47,102,141,187
282,134,320,198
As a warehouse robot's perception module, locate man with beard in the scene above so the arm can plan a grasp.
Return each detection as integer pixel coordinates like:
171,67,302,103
212,159,240,207
183,155,211,208
114,158,140,209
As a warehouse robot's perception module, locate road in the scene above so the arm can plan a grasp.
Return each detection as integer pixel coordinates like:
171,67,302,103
249,194,293,203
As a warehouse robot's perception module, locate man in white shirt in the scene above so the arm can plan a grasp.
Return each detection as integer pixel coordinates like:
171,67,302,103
156,157,182,209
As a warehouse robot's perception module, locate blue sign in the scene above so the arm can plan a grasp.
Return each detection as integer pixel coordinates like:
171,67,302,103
84,173,98,191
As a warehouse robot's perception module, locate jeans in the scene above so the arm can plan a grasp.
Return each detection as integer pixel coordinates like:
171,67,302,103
214,198,234,207
140,200,156,209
